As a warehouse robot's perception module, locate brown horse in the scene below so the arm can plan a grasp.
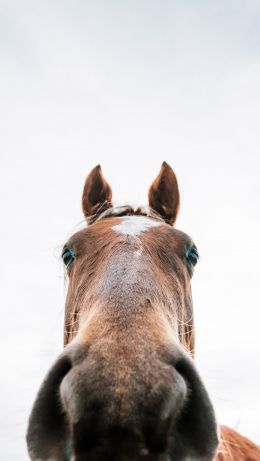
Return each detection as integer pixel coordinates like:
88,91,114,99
27,163,260,461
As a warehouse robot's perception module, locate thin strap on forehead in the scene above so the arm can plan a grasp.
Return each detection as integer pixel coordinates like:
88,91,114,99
88,203,169,225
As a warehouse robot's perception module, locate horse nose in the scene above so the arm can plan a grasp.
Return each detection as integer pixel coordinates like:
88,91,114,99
59,353,188,457
27,343,219,461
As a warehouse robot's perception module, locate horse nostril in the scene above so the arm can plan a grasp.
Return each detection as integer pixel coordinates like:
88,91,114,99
170,357,219,460
27,354,73,461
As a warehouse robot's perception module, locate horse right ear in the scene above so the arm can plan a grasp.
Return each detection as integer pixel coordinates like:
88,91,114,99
148,162,180,225
82,165,112,221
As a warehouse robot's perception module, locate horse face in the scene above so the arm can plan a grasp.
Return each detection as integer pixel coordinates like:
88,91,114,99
27,163,219,461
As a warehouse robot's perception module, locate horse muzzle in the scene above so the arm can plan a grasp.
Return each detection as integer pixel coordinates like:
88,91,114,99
26,342,219,461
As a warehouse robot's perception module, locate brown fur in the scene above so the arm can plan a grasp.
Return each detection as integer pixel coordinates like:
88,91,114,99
216,427,260,460
64,214,194,354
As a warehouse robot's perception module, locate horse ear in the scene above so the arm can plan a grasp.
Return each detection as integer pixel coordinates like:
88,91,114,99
148,162,180,225
82,165,112,220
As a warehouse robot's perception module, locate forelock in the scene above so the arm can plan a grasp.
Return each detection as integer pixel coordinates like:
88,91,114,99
88,203,169,225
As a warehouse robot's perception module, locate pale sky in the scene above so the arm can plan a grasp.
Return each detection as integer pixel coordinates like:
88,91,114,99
0,1,260,459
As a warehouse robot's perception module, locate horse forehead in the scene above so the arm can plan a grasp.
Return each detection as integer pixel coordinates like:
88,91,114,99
111,215,162,236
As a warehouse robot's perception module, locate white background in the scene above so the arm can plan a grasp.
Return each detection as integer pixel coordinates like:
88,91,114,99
0,1,259,459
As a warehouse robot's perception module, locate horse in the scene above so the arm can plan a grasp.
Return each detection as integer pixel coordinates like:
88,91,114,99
27,162,260,461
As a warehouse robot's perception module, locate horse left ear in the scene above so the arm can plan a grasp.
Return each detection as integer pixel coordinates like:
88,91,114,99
148,162,180,225
82,165,112,221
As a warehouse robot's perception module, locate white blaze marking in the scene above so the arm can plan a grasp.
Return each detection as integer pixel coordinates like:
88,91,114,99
112,216,161,236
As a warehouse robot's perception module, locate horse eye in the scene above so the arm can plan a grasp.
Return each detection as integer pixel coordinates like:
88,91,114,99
62,247,75,268
185,246,199,267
